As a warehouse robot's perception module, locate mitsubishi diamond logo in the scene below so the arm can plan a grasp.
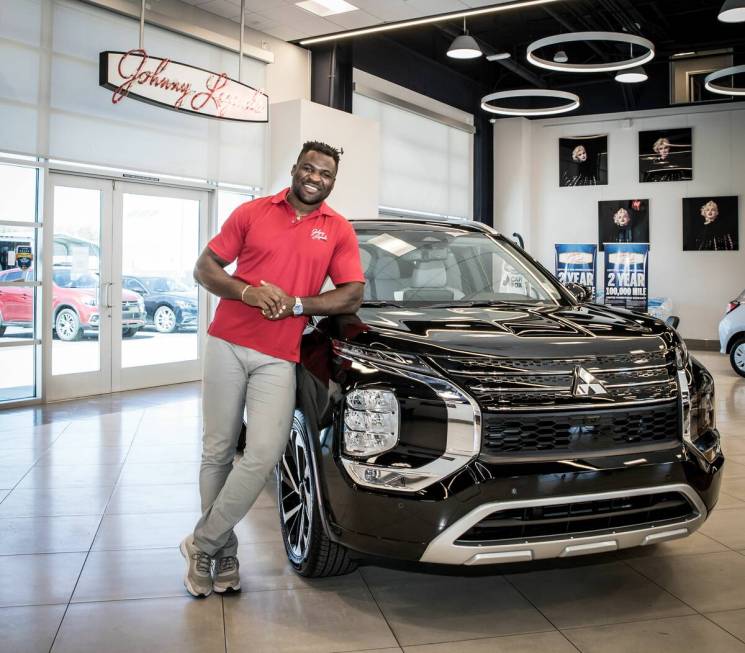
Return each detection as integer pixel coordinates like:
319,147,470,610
572,366,608,397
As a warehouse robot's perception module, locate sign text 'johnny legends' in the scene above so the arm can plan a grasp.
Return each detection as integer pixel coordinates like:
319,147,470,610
99,50,268,122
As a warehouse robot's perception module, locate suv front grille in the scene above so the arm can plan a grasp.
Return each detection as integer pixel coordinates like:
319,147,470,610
481,402,679,460
431,350,677,410
455,491,696,545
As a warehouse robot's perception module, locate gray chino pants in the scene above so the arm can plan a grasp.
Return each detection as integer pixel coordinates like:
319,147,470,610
193,335,296,558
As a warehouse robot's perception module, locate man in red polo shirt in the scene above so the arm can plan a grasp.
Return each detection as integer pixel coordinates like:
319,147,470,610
180,141,364,597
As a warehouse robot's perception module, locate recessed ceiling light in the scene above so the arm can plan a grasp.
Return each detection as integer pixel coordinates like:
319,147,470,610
296,0,358,18
553,50,568,63
486,52,511,61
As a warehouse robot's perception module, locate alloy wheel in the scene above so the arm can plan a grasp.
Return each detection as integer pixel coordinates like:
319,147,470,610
734,343,745,373
56,309,80,341
278,427,314,562
154,306,177,333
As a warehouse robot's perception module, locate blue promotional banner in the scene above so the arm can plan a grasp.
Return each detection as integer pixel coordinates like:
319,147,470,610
555,244,597,299
603,243,649,312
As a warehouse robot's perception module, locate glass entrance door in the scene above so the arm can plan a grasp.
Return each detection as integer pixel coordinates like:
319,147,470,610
46,175,208,400
115,183,207,392
46,174,111,401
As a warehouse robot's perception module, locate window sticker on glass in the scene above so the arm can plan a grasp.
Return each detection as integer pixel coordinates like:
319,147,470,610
15,245,33,270
367,234,416,257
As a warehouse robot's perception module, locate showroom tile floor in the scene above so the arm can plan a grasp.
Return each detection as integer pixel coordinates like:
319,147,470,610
0,351,744,653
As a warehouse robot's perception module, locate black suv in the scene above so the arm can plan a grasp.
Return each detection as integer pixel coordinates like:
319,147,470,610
276,218,723,577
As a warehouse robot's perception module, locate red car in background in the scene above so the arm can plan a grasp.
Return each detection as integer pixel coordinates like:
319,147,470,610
0,266,145,340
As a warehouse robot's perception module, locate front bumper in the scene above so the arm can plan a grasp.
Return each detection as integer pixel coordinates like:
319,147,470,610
87,311,146,330
320,447,723,564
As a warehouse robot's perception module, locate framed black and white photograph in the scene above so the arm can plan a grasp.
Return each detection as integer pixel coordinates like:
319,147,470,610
639,128,693,182
560,135,608,187
598,199,649,251
683,196,738,251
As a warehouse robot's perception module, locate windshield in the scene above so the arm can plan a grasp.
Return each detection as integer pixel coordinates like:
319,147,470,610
142,277,192,293
53,268,98,288
356,225,564,307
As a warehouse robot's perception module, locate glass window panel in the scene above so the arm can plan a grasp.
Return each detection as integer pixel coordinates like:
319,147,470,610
52,186,102,376
0,344,35,402
0,163,38,223
121,193,200,368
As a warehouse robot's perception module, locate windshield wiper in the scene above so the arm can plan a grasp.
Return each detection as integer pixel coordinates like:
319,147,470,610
360,300,405,308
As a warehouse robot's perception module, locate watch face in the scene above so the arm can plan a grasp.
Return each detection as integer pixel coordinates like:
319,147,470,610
293,300,303,316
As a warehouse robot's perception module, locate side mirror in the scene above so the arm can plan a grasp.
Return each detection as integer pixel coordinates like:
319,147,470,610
666,315,680,330
565,282,591,303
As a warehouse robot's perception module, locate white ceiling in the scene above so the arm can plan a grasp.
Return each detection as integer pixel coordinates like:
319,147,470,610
179,0,515,42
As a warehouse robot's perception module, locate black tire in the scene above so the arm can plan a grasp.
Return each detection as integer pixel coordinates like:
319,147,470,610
55,307,83,341
730,336,745,378
122,328,138,338
277,410,357,578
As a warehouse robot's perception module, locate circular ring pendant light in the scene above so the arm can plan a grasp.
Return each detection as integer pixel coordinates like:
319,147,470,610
526,31,655,73
704,64,745,96
481,89,580,117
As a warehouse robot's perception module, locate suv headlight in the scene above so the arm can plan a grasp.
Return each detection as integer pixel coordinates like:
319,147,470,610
83,296,97,307
343,389,399,456
137,297,145,311
175,299,195,309
332,340,431,373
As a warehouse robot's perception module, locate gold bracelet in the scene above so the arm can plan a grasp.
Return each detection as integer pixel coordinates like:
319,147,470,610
240,284,251,303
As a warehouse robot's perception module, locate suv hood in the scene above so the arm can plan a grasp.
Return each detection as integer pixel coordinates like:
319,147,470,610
335,303,672,359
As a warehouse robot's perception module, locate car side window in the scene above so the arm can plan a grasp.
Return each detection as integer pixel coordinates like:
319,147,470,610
1,269,23,282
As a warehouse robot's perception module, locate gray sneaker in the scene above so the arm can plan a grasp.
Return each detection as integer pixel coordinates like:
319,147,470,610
179,535,213,597
213,555,241,593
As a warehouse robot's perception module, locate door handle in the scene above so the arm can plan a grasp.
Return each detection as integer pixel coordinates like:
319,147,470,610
104,282,113,309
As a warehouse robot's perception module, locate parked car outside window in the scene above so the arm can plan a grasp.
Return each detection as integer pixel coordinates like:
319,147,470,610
0,265,145,340
123,275,198,333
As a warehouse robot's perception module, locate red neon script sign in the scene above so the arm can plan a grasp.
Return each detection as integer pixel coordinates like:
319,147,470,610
99,50,268,122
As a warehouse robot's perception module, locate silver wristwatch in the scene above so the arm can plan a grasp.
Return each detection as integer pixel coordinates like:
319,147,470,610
292,297,303,317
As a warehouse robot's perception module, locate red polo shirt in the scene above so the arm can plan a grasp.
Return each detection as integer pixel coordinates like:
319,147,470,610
206,188,364,362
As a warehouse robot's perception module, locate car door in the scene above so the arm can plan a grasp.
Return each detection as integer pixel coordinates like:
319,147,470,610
0,268,31,324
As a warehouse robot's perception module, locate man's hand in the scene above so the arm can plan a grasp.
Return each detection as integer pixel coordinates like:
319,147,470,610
242,280,294,320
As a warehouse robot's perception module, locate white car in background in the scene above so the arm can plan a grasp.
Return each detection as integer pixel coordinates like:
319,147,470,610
719,290,745,377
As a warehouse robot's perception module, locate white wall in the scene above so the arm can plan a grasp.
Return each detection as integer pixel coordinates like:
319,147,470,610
268,99,380,221
494,104,745,341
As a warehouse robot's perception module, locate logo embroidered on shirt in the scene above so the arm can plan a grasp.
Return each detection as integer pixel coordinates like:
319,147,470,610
311,228,328,241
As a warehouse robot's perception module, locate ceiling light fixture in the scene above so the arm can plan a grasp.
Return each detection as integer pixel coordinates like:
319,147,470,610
486,52,512,61
704,64,745,95
480,89,580,117
447,18,482,59
298,0,562,45
553,50,568,63
296,0,358,17
672,51,696,58
526,31,655,73
718,0,745,22
615,65,648,83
